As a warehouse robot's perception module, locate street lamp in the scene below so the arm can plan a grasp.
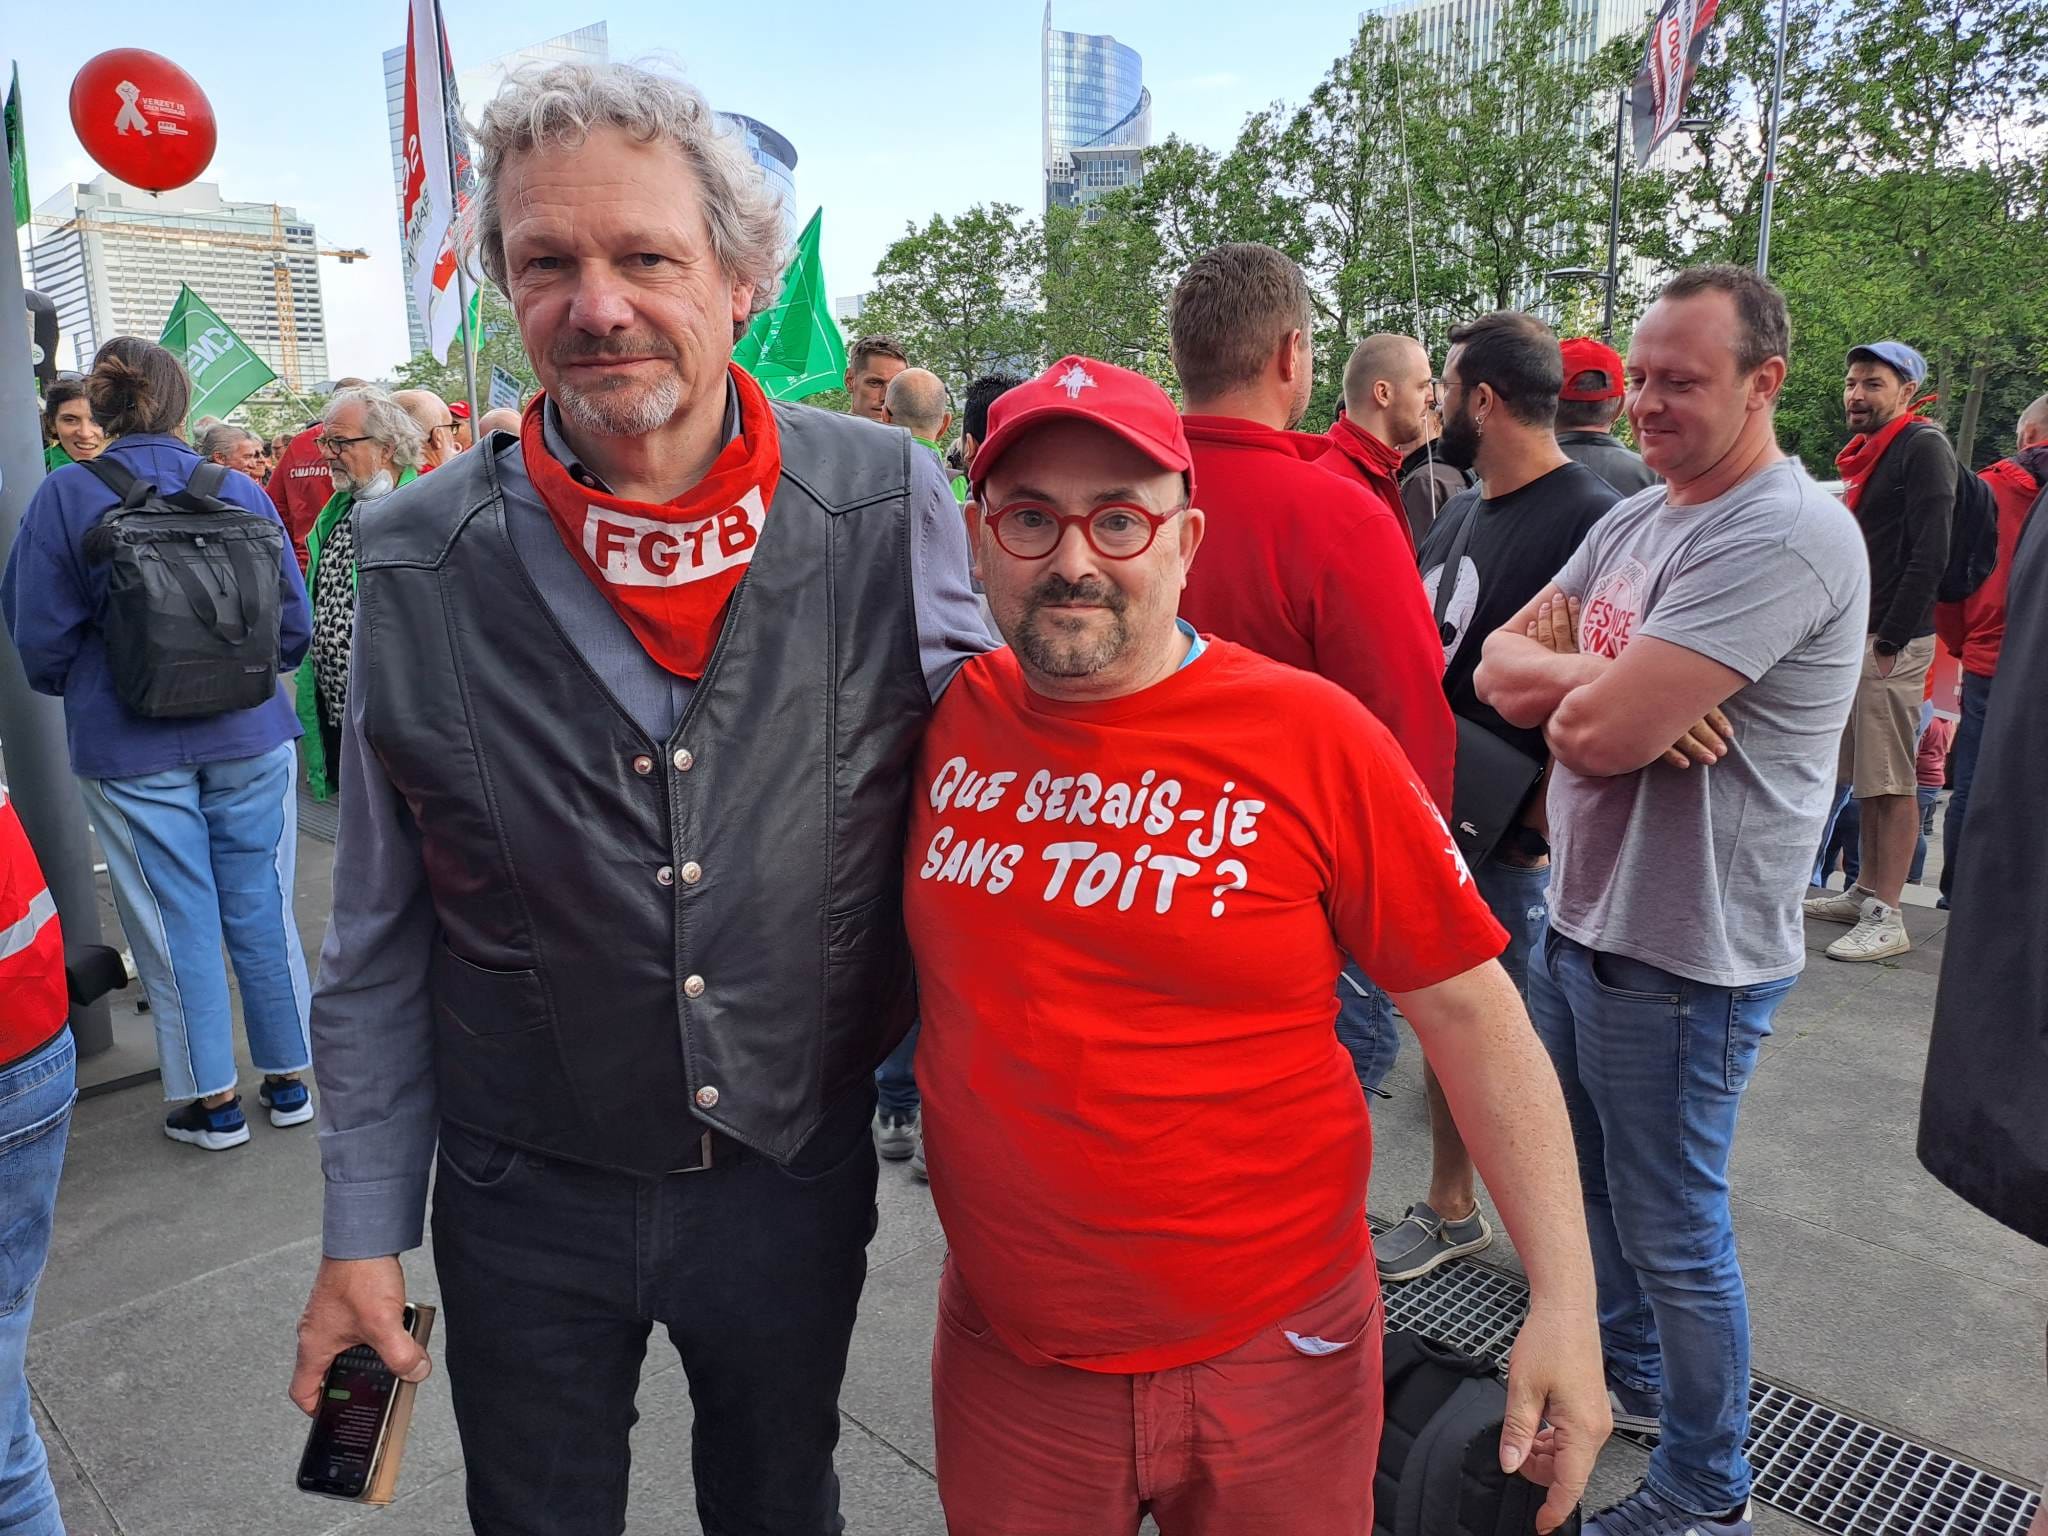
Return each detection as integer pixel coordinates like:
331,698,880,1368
1571,107,1718,342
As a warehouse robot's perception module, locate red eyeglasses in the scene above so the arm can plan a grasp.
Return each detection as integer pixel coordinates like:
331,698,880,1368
984,501,1184,560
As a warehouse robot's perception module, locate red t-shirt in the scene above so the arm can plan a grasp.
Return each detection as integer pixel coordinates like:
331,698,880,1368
1179,415,1457,810
266,425,335,574
906,640,1506,1373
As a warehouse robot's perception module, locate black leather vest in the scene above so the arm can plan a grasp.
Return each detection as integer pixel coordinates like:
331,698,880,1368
354,405,928,1172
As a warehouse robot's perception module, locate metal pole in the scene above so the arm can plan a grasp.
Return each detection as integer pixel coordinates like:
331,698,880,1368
1602,87,1626,342
1756,0,1792,276
0,158,114,1056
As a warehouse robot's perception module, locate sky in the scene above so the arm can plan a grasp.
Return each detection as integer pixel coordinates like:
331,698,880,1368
11,2,1372,380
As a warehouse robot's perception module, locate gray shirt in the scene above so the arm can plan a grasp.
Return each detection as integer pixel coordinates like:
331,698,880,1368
1546,459,1869,987
313,402,993,1259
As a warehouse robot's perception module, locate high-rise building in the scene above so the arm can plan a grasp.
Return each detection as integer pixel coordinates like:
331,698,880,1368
381,23,801,356
28,175,329,384
1380,0,1654,68
1042,4,1152,215
721,113,800,248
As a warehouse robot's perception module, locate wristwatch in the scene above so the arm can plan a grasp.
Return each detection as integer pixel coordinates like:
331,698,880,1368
1873,639,1900,658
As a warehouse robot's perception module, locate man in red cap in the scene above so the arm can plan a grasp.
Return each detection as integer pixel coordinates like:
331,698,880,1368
1555,337,1658,496
910,354,1609,1535
447,397,475,452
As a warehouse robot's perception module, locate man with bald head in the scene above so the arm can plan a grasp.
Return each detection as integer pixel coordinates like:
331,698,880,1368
476,406,524,441
884,368,962,504
1320,332,1437,551
1934,390,2048,904
394,389,461,471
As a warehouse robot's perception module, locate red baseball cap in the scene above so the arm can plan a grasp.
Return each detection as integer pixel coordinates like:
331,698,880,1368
971,356,1194,502
1559,337,1626,402
448,400,472,420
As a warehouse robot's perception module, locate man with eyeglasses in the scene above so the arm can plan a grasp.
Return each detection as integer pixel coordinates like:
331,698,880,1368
297,387,426,801
395,388,462,470
268,376,369,573
908,355,1609,1534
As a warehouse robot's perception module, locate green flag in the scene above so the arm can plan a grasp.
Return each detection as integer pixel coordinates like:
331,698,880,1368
734,208,847,401
5,64,28,229
160,284,277,429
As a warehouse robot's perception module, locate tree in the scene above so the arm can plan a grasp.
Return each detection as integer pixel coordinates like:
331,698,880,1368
856,204,1045,396
388,286,538,407
1039,203,1175,388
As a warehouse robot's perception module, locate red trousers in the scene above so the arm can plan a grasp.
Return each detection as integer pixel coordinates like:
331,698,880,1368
931,1257,1384,1535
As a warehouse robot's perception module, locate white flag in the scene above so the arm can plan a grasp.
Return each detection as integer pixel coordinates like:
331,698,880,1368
400,0,479,361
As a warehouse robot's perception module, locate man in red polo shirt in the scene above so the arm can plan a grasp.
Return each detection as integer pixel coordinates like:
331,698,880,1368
1171,243,1456,1098
909,355,1608,1536
1319,331,1440,552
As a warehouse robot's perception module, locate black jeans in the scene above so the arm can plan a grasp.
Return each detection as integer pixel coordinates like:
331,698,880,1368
429,1089,879,1536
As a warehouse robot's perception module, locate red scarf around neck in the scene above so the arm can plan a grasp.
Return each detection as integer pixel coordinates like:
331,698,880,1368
521,362,781,678
1835,396,1935,513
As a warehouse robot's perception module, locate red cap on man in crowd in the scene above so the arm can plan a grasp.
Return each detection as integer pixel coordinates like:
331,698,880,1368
1559,337,1627,402
972,356,1195,502
448,400,472,421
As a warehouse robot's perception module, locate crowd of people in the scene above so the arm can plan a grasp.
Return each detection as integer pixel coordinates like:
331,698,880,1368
1,52,2043,1536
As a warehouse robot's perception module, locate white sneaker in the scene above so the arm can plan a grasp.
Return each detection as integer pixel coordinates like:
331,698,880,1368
1826,901,1911,962
1804,884,1875,923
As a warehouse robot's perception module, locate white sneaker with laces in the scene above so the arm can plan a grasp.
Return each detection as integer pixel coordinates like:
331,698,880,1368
1804,884,1875,923
1826,901,1911,962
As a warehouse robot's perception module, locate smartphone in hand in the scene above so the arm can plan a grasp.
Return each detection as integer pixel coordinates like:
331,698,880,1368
296,1302,434,1502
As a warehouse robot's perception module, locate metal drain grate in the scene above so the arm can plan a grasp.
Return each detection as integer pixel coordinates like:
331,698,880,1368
298,787,340,844
1365,1216,2041,1536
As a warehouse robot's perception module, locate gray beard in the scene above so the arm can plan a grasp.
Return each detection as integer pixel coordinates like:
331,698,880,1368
554,372,685,438
347,469,397,501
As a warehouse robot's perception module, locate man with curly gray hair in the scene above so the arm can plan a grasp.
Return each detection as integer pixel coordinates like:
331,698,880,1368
294,387,425,801
290,60,991,1534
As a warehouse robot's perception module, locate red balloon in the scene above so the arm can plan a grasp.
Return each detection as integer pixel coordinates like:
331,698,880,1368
69,49,217,192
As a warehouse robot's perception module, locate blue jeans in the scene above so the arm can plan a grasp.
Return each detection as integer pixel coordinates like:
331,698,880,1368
1529,932,1793,1516
1333,962,1398,1093
1474,854,1551,1000
0,1030,76,1536
78,743,311,1101
1939,670,1993,904
1909,786,1939,884
876,1018,920,1119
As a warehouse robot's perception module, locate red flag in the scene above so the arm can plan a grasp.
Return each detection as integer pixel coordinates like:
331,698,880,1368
1632,0,1720,165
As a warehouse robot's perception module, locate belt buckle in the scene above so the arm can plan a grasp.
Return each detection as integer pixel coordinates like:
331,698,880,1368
672,1129,715,1175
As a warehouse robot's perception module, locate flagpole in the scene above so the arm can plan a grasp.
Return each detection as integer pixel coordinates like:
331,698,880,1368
1755,0,1791,277
430,0,484,429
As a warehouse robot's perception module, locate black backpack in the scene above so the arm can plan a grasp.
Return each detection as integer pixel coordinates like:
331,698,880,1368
1901,423,2000,604
79,457,284,720
1375,1332,1580,1536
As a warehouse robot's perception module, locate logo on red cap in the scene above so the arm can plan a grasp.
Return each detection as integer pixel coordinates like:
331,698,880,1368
1056,363,1098,400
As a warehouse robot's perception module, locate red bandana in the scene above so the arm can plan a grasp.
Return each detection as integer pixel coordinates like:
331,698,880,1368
521,363,781,678
1835,396,1935,513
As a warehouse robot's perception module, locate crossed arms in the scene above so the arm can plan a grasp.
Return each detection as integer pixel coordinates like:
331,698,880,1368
1474,585,1748,778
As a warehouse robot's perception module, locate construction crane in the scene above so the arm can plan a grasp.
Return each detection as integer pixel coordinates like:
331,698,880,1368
30,207,369,391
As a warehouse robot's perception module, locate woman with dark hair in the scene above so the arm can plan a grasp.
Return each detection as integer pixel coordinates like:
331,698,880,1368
41,376,105,469
0,337,316,1153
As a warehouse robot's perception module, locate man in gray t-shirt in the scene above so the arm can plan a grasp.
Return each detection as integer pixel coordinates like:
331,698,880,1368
1473,266,1867,1536
1544,458,1866,983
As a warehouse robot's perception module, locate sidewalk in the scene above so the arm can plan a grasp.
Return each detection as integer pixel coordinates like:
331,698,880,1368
25,817,2045,1534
